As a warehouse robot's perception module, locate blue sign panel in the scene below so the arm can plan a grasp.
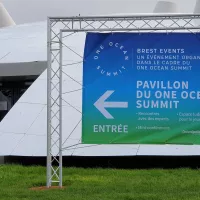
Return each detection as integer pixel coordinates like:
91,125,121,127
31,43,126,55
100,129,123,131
82,32,200,144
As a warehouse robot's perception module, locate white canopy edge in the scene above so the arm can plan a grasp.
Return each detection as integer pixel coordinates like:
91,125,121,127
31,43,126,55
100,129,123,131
0,61,47,77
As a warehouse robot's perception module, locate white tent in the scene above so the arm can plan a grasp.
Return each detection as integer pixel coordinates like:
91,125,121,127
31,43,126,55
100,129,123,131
1,1,200,157
0,21,47,76
0,3,15,28
153,1,179,13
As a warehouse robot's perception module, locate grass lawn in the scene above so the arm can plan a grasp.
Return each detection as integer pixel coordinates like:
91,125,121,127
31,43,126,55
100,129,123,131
0,165,200,200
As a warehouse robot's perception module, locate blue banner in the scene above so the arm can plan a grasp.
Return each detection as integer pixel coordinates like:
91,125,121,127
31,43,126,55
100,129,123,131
82,32,200,144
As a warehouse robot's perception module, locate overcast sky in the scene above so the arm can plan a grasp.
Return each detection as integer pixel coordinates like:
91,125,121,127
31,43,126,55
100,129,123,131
1,0,198,24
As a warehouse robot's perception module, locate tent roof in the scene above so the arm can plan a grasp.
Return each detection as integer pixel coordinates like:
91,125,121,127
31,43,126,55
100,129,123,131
0,21,47,76
0,21,46,64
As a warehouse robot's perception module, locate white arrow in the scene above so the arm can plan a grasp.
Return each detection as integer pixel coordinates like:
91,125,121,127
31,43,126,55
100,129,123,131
94,90,128,119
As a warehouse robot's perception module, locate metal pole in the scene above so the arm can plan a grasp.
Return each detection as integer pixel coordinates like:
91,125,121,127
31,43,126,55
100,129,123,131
49,14,200,20
61,27,200,32
59,30,63,187
47,17,52,188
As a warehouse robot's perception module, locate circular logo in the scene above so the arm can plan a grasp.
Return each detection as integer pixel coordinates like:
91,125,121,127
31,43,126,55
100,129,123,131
93,41,129,77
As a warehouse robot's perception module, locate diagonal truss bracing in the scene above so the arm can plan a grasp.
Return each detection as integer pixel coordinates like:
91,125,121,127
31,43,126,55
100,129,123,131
47,14,200,187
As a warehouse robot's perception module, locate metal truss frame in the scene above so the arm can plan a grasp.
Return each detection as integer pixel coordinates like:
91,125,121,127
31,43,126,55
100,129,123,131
47,14,200,187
